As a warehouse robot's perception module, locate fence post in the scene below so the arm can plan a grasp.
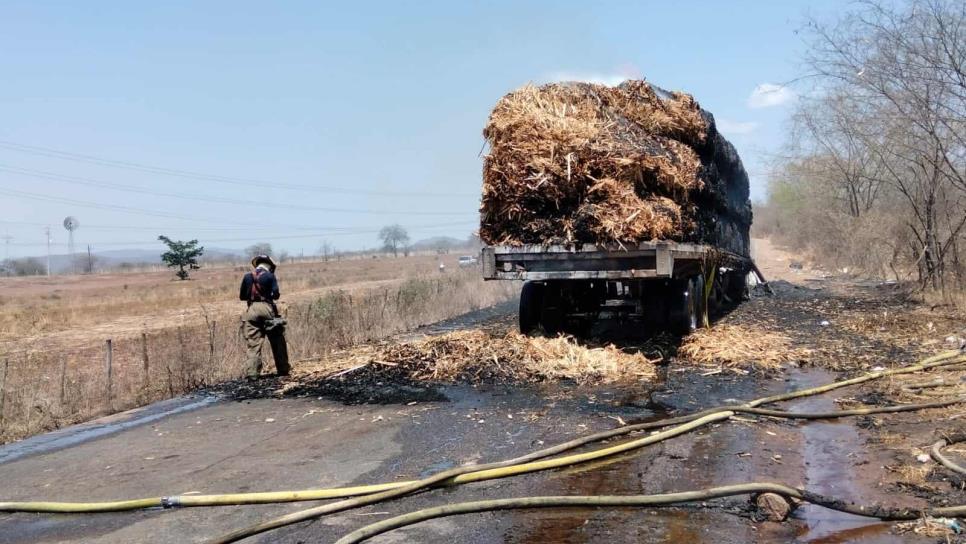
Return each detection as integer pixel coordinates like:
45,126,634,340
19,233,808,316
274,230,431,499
0,357,8,426
59,357,68,407
208,320,216,364
208,320,217,384
177,326,187,391
140,332,150,391
105,339,113,410
166,358,175,398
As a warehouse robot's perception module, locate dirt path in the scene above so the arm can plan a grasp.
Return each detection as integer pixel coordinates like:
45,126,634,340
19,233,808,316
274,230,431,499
1,240,964,543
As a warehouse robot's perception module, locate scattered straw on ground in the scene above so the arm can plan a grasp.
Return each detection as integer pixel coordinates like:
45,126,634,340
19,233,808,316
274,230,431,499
894,517,962,537
887,463,934,487
677,324,809,371
312,330,659,385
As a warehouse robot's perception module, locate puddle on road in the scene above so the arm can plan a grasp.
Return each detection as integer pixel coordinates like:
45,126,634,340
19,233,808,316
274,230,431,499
499,377,757,544
499,367,913,543
788,367,906,544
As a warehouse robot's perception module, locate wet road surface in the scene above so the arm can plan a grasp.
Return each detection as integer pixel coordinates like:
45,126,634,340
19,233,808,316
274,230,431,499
0,357,925,543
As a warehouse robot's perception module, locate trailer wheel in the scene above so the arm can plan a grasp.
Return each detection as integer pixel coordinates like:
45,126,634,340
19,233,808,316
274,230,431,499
692,274,706,330
668,276,701,335
725,270,749,303
539,282,564,336
519,281,544,335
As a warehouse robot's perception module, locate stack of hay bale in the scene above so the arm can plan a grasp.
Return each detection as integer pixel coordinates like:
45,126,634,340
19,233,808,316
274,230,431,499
479,80,752,256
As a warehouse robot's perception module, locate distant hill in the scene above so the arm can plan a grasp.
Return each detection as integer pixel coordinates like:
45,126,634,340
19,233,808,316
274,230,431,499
9,247,242,274
409,236,473,252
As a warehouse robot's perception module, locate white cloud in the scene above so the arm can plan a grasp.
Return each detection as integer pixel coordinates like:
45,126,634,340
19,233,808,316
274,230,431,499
545,72,628,87
747,83,795,108
716,119,759,136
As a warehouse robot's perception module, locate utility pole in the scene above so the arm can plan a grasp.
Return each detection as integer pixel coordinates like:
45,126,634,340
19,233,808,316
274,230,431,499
1,234,11,261
87,244,93,274
44,226,51,277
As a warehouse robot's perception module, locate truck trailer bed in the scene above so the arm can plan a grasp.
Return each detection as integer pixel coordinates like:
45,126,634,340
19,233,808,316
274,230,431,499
482,242,747,281
481,242,758,335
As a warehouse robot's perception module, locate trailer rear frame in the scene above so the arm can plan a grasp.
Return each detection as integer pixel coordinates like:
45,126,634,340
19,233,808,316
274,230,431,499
481,242,757,335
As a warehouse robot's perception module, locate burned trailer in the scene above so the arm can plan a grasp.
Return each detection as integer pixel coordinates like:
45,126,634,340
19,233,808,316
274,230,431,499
482,242,754,334
478,79,759,334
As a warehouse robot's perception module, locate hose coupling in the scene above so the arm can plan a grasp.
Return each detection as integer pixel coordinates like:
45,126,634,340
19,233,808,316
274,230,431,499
161,497,181,509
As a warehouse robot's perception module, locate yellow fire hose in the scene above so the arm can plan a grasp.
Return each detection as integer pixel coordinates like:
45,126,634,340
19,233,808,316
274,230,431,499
2,350,961,517
932,432,966,475
1,350,963,544
334,483,966,544
2,397,960,516
209,350,966,543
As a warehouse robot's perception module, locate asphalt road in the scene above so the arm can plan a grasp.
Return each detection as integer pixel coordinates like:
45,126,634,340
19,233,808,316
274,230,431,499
0,358,910,544
1,261,946,544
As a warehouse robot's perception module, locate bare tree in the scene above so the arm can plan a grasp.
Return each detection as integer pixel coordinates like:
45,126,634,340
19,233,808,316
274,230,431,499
378,225,410,257
245,242,273,259
319,240,334,262
73,254,99,274
791,91,885,217
799,0,966,290
2,257,45,276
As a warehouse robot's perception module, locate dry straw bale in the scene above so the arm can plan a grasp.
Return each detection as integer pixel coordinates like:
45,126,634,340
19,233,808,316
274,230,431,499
480,79,711,246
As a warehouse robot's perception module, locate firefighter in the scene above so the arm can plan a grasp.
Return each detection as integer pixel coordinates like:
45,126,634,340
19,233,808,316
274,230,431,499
239,255,290,379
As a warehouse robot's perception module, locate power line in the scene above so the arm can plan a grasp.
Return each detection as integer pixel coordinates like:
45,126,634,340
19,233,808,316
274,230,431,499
0,186,477,230
3,221,476,247
0,185,275,226
0,218,475,232
5,221,476,248
0,167,474,216
0,140,476,198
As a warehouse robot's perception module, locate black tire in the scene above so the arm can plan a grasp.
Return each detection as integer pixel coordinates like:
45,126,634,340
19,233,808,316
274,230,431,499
640,281,667,333
707,273,722,315
668,277,700,335
519,281,544,335
540,282,564,336
725,270,748,303
692,274,706,330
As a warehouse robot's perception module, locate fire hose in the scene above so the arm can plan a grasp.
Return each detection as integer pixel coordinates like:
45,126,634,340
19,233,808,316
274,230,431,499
0,350,963,544
335,484,966,544
932,432,966,476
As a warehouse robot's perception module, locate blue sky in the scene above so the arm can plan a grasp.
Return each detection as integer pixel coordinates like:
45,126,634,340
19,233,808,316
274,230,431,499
0,0,843,258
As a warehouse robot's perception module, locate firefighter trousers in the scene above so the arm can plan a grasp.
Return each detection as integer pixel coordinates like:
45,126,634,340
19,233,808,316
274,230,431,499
243,301,290,378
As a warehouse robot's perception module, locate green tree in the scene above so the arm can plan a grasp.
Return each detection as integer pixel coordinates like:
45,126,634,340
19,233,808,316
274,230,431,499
378,224,410,257
158,236,204,280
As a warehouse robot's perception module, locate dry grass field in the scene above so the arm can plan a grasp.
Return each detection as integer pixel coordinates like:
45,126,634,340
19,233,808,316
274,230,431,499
0,253,516,443
0,253,473,346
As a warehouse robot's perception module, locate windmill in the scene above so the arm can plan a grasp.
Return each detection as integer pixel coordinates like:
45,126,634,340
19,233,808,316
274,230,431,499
64,216,79,274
